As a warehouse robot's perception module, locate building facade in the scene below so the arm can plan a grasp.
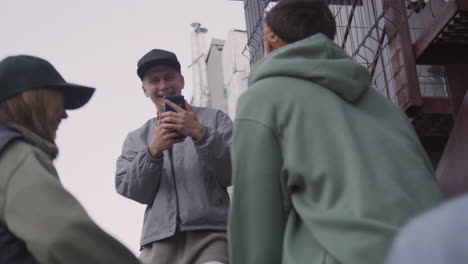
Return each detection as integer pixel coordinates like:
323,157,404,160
190,29,250,118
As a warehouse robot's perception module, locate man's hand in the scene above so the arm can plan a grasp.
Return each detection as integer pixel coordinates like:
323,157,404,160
148,123,185,158
160,100,204,140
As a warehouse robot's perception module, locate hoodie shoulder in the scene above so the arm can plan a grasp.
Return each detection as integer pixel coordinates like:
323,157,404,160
249,34,371,103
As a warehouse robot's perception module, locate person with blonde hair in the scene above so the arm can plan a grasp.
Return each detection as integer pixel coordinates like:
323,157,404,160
0,55,141,264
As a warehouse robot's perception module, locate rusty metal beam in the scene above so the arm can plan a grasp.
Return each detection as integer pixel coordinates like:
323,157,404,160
436,90,468,198
384,0,423,114
446,62,468,118
328,0,363,5
416,44,468,65
421,98,453,114
413,0,468,62
458,0,468,10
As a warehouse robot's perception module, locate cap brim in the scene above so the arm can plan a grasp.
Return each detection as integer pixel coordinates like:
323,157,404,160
50,83,95,110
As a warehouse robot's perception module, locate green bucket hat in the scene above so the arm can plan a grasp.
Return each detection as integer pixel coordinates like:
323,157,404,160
0,55,95,109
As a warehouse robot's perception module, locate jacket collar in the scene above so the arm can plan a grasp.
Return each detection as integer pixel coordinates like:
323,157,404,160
5,123,58,159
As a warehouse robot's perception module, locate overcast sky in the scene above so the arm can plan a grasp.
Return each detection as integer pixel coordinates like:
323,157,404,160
0,0,246,254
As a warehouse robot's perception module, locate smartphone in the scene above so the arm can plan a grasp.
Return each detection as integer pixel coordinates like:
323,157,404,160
163,95,186,112
163,95,186,140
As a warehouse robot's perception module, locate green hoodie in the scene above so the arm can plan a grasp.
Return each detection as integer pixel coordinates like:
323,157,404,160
229,34,442,264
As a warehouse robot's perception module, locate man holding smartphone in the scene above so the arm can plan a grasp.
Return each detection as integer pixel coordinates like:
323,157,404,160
115,49,233,264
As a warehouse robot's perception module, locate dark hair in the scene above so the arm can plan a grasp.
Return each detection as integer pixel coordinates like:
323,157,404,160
264,0,336,43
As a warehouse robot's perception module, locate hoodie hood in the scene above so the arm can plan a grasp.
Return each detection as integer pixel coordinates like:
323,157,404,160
249,33,371,102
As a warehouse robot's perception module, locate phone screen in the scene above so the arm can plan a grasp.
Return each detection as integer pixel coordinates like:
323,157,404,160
163,95,186,112
163,95,187,140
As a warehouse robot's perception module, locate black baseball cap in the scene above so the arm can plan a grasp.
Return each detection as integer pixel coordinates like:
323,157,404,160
137,49,181,80
0,55,95,110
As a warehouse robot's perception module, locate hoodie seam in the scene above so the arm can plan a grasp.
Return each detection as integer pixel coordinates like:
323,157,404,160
234,118,281,144
234,117,289,221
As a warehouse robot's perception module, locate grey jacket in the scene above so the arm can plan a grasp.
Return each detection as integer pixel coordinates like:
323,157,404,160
115,107,233,246
386,194,468,264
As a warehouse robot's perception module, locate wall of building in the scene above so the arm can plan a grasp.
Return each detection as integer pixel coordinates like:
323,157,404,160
191,29,250,118
190,29,210,107
206,38,227,112
222,30,250,119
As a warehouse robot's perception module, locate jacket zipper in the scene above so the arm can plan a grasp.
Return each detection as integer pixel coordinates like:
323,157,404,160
168,146,181,231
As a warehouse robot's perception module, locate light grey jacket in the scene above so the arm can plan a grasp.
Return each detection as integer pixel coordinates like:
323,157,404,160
386,194,468,264
115,107,232,246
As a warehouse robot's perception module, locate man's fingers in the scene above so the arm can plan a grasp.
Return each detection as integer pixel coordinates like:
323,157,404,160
162,123,183,131
158,125,174,134
164,100,184,113
166,130,182,137
161,116,179,124
160,111,179,122
166,132,186,145
162,130,183,139
185,100,193,112
160,125,183,136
